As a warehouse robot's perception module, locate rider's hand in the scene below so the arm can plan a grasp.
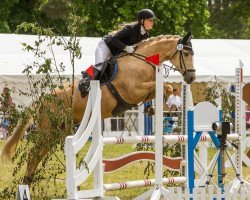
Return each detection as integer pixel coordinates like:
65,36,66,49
124,45,135,54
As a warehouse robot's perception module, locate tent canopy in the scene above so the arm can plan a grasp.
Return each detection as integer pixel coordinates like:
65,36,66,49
1,34,250,107
166,39,250,83
0,34,99,78
0,34,250,84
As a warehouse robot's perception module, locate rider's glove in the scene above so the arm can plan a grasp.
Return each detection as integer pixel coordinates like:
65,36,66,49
124,45,135,54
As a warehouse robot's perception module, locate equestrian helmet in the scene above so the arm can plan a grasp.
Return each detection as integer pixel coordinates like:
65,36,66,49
137,9,156,21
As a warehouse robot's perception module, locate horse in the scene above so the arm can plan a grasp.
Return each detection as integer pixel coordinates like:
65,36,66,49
243,83,250,106
243,83,250,158
2,33,196,185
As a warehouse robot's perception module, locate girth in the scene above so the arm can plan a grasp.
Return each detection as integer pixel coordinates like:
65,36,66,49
105,81,137,117
98,57,138,117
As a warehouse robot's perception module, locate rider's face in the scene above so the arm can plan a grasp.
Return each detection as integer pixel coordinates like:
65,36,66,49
144,18,154,30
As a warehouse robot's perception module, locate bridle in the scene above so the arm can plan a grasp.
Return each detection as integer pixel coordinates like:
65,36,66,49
163,38,195,78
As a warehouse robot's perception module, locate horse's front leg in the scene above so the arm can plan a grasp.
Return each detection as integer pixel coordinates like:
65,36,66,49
136,81,156,101
136,81,173,101
138,82,173,116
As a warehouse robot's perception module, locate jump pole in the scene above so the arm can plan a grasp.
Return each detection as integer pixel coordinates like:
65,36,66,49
134,64,169,200
226,63,250,167
230,64,250,190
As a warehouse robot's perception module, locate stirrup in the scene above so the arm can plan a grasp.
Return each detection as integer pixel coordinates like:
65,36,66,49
78,77,91,98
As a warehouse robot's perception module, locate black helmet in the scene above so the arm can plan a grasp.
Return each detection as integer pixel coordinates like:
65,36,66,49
137,9,156,21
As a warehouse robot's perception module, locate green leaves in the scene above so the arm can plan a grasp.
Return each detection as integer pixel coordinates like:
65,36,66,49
1,0,249,38
208,0,250,39
75,0,210,38
37,59,52,74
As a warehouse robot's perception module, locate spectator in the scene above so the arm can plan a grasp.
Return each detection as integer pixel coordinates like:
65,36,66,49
166,88,182,111
0,87,13,139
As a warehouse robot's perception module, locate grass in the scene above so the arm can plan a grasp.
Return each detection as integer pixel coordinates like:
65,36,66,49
0,139,250,200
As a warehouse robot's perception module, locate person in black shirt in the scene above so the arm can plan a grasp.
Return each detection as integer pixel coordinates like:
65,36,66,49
79,9,156,98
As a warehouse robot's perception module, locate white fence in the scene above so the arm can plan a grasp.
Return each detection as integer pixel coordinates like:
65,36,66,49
166,186,250,200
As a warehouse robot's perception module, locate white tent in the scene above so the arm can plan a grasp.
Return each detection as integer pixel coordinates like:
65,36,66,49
0,34,250,106
0,34,99,106
166,39,250,83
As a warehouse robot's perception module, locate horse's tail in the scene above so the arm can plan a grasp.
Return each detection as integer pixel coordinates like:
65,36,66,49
1,108,33,160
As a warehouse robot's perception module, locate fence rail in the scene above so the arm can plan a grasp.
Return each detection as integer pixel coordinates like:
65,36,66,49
166,186,250,200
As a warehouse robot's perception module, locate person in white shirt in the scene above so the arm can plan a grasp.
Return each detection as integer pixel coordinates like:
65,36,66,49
166,88,182,111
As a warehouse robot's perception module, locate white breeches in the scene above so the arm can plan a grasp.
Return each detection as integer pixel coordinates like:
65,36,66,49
95,40,112,70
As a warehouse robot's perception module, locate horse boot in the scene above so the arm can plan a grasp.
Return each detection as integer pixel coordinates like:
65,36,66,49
78,68,101,98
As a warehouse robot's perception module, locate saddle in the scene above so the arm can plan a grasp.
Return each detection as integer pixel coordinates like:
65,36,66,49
96,58,137,117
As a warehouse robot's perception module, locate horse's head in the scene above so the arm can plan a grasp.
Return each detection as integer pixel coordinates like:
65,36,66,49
167,32,196,84
134,33,196,84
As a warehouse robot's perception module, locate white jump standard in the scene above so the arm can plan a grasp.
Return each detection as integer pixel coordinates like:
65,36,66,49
65,66,250,199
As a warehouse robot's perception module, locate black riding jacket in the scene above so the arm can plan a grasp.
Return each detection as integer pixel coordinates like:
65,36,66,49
104,23,149,56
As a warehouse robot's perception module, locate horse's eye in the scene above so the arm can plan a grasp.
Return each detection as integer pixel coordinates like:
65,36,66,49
184,52,189,56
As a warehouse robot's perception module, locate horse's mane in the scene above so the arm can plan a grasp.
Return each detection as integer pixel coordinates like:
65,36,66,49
137,35,180,48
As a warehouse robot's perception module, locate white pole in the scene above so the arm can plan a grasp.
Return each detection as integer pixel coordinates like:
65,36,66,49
181,83,188,183
90,80,104,197
138,104,145,136
102,134,239,145
154,64,164,188
235,67,243,173
104,177,186,191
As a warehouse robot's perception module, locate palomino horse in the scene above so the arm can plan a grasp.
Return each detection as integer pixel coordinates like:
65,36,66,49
2,33,196,185
243,83,250,158
243,83,250,106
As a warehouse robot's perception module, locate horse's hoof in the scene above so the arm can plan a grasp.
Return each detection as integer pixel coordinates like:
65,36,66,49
144,105,155,116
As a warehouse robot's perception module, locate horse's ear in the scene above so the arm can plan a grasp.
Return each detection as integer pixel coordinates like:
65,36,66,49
181,32,192,45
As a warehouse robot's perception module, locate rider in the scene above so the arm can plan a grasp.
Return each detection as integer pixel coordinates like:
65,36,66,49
78,8,156,98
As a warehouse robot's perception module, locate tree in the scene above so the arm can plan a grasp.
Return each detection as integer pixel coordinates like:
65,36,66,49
8,0,69,35
71,0,210,38
0,0,19,32
1,0,210,37
208,0,250,39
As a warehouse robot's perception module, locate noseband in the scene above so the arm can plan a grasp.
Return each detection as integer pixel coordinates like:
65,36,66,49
163,38,195,77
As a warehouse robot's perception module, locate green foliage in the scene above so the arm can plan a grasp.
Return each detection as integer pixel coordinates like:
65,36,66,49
0,0,210,37
40,0,70,20
208,0,250,39
0,0,19,32
71,0,210,37
1,0,250,38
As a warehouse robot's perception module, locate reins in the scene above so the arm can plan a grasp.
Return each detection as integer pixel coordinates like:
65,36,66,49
116,52,156,70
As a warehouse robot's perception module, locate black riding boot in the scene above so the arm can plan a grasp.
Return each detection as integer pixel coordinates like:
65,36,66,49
78,68,101,98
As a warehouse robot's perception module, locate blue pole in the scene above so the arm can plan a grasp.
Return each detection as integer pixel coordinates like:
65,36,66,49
187,110,194,196
144,101,153,135
218,110,224,196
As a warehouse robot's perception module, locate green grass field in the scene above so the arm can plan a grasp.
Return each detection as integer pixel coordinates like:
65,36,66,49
0,140,249,200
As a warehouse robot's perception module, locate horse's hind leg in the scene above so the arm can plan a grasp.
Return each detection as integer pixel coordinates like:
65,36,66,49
23,146,49,185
